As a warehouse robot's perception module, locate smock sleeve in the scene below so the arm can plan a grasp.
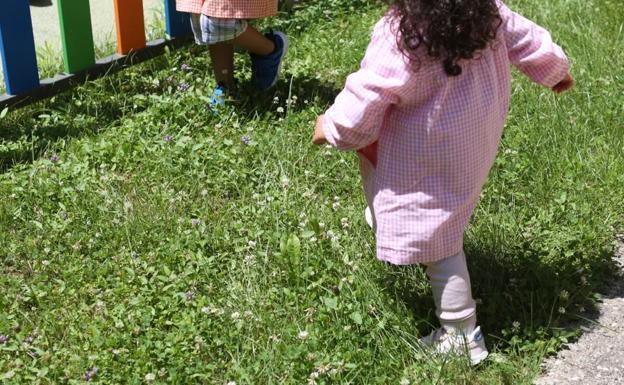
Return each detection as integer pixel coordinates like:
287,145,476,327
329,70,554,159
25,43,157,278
322,17,413,151
498,1,569,87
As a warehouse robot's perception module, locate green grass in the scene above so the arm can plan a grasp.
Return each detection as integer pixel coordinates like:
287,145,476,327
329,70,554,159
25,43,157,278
1,0,623,383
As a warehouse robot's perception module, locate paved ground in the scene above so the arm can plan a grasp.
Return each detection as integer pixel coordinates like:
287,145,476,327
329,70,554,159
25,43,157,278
29,0,163,49
535,236,624,385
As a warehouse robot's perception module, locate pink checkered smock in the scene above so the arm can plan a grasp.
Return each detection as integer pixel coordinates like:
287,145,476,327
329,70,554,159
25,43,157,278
322,1,569,265
176,0,278,19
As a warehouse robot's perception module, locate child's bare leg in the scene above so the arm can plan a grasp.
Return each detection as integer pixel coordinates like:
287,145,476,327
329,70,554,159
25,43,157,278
209,42,235,89
232,26,275,56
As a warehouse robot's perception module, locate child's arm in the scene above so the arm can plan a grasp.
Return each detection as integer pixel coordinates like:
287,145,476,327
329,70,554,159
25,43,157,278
313,17,412,151
498,1,572,91
312,115,327,145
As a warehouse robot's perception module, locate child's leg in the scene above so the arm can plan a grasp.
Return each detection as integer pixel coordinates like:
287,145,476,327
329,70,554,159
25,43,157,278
358,153,376,230
424,250,477,333
232,26,275,56
208,43,235,89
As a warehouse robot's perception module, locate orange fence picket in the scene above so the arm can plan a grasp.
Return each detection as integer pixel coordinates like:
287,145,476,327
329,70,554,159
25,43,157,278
113,0,146,54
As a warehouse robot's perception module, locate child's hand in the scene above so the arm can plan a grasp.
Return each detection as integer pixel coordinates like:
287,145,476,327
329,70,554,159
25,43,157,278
552,73,574,93
312,115,328,145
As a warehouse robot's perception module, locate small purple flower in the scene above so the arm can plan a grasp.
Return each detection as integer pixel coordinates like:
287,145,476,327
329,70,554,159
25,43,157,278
191,218,200,227
24,335,35,344
185,291,196,301
85,367,98,382
164,135,174,143
181,63,191,71
241,135,251,145
50,154,60,163
0,335,8,344
178,82,190,92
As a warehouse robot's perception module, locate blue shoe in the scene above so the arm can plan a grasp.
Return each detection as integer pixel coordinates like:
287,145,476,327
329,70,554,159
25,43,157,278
208,84,226,114
250,31,289,91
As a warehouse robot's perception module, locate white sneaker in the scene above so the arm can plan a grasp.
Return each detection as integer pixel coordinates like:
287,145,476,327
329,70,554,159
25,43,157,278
364,206,373,229
420,326,488,365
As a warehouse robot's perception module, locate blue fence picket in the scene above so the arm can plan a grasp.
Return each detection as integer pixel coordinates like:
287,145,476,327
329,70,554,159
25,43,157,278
164,0,192,38
0,0,40,95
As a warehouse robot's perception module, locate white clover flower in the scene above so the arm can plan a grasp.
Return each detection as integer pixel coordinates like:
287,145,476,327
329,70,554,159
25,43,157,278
298,330,309,340
226,381,237,385
400,379,410,385
558,307,566,314
276,107,285,113
145,373,156,381
231,312,241,320
559,290,569,300
248,240,257,249
332,201,341,210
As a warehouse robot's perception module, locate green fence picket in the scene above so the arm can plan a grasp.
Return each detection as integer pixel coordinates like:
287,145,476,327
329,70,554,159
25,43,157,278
57,0,95,73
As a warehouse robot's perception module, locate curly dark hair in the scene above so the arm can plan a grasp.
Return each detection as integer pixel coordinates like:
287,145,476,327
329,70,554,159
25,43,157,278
390,0,502,76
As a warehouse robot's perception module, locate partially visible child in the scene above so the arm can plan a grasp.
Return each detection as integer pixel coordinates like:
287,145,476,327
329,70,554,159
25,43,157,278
176,0,288,94
313,0,573,365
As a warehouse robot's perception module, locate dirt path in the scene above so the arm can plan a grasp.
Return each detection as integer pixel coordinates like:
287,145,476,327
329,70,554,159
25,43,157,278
535,236,624,385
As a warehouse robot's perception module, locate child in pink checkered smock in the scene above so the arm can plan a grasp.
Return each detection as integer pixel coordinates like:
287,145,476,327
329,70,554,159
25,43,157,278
176,0,287,94
313,0,573,364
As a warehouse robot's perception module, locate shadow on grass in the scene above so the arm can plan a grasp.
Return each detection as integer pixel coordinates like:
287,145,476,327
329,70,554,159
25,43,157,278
0,66,341,173
233,73,342,117
377,239,619,350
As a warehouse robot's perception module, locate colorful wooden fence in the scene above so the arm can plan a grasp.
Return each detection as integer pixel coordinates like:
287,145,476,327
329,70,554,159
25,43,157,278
0,0,193,109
